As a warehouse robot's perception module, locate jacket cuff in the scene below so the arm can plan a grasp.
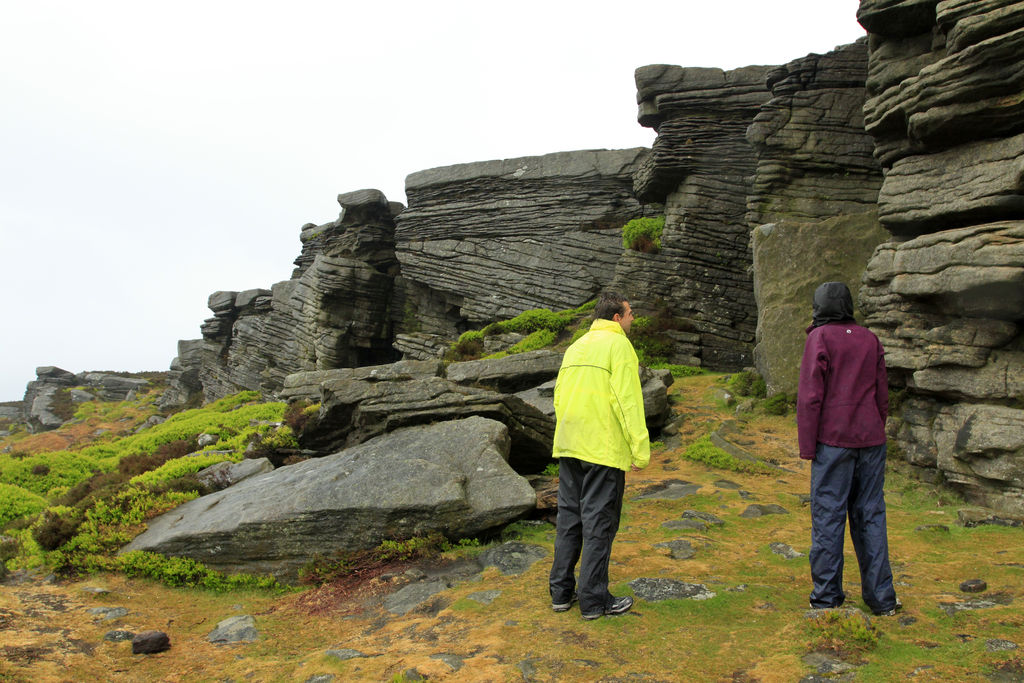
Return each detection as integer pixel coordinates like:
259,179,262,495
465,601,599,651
799,453,815,460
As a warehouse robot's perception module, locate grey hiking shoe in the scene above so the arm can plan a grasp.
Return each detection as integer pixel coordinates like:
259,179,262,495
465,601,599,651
874,598,903,617
551,592,578,612
581,595,633,620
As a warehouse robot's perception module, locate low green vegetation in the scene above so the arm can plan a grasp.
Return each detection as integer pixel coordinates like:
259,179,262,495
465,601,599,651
117,550,281,590
621,216,665,253
682,434,776,474
446,302,594,362
0,390,291,589
298,533,484,586
806,609,882,656
727,370,767,399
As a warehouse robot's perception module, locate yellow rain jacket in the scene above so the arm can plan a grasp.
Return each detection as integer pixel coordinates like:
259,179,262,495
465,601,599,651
552,318,650,471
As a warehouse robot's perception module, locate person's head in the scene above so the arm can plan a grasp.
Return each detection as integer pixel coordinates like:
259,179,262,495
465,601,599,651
811,281,855,328
594,291,635,333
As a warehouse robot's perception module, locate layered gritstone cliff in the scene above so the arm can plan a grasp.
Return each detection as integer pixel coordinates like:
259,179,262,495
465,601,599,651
746,40,888,395
624,65,771,369
162,190,403,406
394,149,653,339
857,0,1024,514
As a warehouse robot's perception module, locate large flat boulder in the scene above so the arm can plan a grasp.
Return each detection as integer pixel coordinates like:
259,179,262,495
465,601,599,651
121,417,536,582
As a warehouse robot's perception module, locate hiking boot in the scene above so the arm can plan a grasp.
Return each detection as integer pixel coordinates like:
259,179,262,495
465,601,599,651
874,598,902,617
551,592,578,613
581,595,633,620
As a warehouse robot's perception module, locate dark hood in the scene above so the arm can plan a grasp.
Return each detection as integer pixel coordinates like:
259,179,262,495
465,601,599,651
811,281,855,329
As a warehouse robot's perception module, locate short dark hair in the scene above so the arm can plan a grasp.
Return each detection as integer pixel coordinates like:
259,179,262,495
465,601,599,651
594,291,627,320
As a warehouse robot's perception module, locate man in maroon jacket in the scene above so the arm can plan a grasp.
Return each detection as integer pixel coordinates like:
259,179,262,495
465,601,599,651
797,282,900,616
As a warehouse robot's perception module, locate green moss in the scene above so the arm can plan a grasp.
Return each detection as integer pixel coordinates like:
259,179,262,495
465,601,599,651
507,329,557,354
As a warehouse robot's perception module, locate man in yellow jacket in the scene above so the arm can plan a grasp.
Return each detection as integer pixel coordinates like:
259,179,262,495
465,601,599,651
549,292,650,619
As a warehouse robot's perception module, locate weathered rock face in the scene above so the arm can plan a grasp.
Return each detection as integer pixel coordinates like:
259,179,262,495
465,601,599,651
394,149,653,335
622,65,772,369
180,190,403,403
857,0,1024,514
746,40,888,395
21,367,150,432
121,417,538,581
290,357,557,474
752,215,890,395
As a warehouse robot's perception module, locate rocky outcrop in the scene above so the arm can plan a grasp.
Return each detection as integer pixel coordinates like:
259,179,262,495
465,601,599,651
121,417,538,581
178,190,403,403
857,0,1024,514
622,65,772,369
22,367,150,432
746,40,888,395
291,364,556,474
394,149,653,335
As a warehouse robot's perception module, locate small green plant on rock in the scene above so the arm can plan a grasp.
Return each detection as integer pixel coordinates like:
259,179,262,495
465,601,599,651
622,216,665,253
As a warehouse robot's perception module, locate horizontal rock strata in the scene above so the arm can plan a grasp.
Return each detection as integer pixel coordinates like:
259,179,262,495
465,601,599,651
859,0,1024,513
625,65,772,369
395,149,652,332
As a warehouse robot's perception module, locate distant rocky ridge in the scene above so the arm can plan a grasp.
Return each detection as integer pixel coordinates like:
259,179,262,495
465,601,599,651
856,0,1024,515
15,367,151,432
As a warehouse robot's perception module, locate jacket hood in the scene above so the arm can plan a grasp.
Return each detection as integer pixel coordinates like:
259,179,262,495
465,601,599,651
811,282,855,329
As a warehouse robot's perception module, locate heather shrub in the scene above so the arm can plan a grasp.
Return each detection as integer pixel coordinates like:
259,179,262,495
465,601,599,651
0,484,47,527
0,451,106,497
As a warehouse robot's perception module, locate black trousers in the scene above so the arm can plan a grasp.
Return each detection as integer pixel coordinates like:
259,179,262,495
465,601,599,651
548,457,626,614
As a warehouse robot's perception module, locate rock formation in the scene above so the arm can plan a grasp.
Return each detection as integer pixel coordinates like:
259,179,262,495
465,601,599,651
394,149,653,335
121,417,539,581
747,40,888,395
21,367,150,432
163,190,403,406
622,64,772,369
856,0,1024,514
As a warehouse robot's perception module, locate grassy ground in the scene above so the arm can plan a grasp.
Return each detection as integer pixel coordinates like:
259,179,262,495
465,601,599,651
1,374,1022,682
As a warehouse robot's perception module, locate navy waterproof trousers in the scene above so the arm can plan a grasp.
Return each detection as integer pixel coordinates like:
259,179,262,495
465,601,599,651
809,443,897,613
549,457,626,615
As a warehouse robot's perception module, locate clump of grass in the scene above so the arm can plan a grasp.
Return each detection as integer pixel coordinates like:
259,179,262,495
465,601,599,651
807,609,881,659
727,371,767,399
764,393,794,416
682,434,776,475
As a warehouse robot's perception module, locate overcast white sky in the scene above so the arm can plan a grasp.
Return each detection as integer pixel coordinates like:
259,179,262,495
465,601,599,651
0,1,866,402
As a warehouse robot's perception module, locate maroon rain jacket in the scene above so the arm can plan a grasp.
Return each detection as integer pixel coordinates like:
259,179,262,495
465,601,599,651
796,320,888,460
